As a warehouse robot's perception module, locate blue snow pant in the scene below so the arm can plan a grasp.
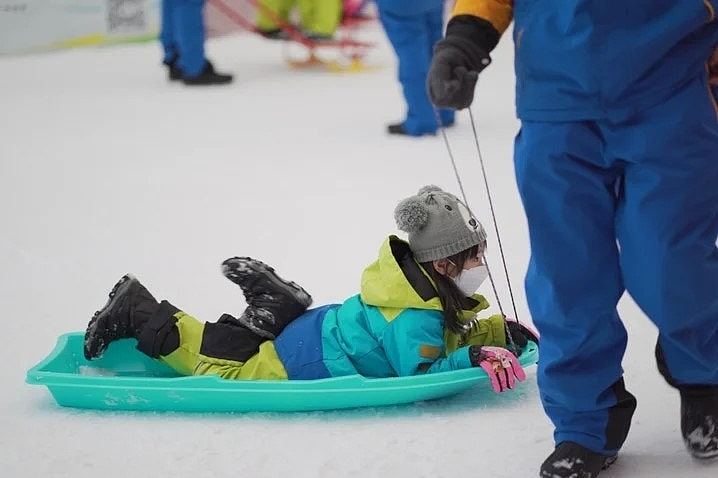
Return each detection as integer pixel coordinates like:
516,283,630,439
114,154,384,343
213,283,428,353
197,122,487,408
378,5,454,136
515,74,718,455
160,0,207,77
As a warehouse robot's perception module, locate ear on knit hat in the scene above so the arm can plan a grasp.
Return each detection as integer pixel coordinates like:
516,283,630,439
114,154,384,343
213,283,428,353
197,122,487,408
394,185,450,233
417,185,444,196
394,197,429,233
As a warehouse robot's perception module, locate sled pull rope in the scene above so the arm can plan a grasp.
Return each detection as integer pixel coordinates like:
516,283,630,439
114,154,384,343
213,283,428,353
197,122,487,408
434,109,521,356
467,107,521,325
434,110,506,318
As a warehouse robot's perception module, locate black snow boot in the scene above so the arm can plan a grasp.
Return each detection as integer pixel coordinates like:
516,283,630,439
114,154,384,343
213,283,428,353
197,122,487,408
680,385,718,459
221,257,312,339
539,442,617,478
163,56,183,81
387,123,408,135
84,275,179,359
656,342,718,459
182,61,233,86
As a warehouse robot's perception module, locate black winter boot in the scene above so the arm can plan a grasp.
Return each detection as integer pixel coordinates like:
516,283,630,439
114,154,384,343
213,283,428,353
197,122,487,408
163,56,183,81
656,342,718,459
182,61,233,86
221,257,312,339
680,386,718,459
540,442,617,478
84,275,171,359
387,123,408,135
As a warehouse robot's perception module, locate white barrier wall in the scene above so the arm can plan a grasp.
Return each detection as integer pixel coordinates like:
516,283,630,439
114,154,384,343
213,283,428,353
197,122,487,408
0,0,259,55
0,0,161,55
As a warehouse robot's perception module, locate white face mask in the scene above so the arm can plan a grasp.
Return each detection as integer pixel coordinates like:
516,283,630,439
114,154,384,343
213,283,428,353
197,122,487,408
452,265,489,296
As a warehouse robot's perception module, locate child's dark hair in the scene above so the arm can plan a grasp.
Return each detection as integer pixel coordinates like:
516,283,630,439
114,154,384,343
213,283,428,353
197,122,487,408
420,243,483,334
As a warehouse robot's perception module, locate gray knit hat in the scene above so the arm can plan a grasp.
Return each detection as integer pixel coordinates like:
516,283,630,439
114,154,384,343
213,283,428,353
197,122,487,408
394,185,487,262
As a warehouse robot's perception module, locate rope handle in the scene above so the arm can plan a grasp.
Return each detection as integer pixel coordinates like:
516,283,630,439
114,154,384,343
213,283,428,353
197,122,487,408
434,108,521,356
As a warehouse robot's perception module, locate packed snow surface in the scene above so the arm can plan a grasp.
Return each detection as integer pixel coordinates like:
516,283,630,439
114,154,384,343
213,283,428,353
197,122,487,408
1,24,715,478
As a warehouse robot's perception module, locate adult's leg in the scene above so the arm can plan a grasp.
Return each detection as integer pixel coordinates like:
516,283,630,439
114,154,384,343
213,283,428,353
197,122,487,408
378,8,437,136
160,0,179,63
614,73,718,387
613,74,718,458
515,121,636,454
174,0,207,77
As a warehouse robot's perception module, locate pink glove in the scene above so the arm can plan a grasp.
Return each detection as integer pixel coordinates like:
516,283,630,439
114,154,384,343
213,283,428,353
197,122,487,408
469,346,526,393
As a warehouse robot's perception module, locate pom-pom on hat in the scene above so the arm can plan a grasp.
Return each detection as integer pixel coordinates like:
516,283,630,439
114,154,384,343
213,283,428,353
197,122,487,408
394,185,487,262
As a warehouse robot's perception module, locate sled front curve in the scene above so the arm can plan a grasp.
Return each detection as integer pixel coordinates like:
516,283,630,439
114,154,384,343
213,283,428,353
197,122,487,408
27,333,539,413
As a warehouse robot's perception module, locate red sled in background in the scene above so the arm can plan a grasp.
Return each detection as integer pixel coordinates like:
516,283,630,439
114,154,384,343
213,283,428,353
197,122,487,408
207,0,378,72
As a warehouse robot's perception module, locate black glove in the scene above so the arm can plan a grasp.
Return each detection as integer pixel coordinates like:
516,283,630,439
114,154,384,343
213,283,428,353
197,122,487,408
428,16,501,110
506,319,540,356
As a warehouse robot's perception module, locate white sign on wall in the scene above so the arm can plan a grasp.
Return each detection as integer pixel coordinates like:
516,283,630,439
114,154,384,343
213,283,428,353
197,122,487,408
0,0,161,55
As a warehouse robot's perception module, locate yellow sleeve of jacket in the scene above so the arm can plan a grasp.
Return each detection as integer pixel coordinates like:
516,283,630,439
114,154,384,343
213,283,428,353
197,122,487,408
452,0,514,35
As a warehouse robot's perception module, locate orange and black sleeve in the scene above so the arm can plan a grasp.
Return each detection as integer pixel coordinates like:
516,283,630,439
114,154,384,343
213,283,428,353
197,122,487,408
447,0,514,53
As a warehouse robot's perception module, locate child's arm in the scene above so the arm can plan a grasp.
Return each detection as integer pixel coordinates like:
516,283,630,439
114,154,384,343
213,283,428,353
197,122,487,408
381,312,475,376
382,313,525,391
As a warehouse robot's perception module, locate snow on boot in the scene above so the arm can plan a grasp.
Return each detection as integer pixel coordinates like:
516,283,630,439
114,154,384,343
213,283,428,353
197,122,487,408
680,386,718,459
540,442,617,478
84,274,160,359
221,257,312,339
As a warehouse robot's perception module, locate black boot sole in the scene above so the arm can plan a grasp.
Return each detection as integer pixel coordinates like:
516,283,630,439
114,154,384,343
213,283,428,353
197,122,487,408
602,455,618,470
540,448,617,478
539,456,616,478
687,449,718,460
685,437,718,460
182,76,233,86
84,274,136,359
221,257,312,307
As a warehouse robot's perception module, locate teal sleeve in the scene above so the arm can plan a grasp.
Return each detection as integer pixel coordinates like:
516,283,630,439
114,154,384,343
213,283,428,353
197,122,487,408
426,346,473,374
382,311,474,376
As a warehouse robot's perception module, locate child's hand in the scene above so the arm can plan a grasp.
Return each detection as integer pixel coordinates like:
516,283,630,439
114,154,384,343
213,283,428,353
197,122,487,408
506,318,540,350
469,345,526,393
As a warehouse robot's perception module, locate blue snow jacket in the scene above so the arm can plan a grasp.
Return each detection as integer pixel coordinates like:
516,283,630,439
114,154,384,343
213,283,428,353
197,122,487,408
273,236,494,380
453,0,718,121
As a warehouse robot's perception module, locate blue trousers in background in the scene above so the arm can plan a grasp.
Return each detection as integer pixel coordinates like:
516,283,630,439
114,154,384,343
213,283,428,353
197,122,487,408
378,5,454,135
515,73,718,454
160,0,207,77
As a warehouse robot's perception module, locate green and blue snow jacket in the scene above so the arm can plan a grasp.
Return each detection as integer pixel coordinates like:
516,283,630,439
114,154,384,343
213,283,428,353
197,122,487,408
273,236,506,379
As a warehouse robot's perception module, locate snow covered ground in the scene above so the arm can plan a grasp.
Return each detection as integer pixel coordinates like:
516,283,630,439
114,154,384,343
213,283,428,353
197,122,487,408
1,23,715,478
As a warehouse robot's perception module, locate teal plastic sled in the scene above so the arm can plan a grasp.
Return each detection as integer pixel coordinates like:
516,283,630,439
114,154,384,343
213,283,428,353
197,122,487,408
27,333,539,413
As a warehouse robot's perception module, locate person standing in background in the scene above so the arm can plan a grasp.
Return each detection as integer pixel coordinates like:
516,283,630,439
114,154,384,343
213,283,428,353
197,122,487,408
428,0,718,476
255,0,343,41
377,0,454,136
161,0,234,85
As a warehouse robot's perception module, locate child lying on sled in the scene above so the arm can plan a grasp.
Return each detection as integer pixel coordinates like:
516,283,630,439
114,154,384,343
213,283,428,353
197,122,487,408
83,186,538,393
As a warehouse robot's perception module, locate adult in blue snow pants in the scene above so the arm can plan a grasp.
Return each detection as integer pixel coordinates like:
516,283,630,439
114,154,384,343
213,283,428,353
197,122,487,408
428,1,718,475
160,0,233,85
376,0,454,136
